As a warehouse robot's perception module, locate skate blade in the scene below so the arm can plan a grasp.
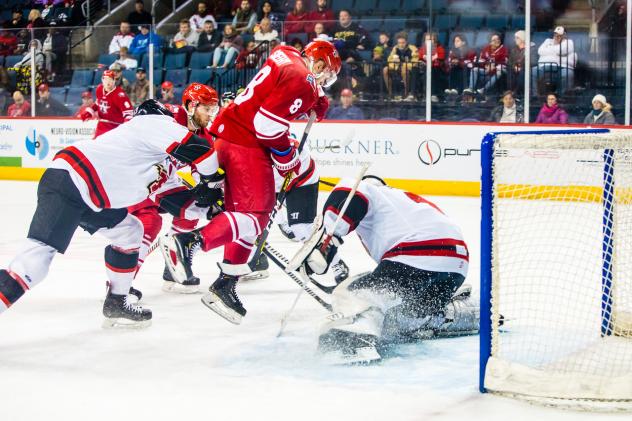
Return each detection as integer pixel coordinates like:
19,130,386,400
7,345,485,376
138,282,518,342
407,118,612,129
102,317,152,329
320,347,382,365
200,292,242,325
239,270,269,282
161,281,200,294
158,236,189,284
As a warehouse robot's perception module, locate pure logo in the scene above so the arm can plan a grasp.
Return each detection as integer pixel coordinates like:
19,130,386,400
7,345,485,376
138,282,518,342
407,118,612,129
418,140,441,165
25,128,49,160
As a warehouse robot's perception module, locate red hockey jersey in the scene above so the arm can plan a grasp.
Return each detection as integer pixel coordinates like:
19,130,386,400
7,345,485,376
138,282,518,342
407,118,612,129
88,84,134,137
210,45,321,152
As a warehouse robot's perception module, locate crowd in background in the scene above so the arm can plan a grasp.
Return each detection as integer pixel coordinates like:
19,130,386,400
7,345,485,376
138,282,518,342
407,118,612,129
0,0,627,124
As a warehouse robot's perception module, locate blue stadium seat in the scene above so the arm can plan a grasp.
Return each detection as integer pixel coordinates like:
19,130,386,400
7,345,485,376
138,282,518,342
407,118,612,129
511,16,535,30
356,0,378,14
173,87,184,104
66,87,86,106
215,68,238,92
402,0,423,12
407,31,418,45
164,53,187,70
70,69,94,87
141,54,164,72
122,69,137,83
458,31,476,47
360,17,383,32
7,69,16,88
382,19,405,35
4,55,23,68
437,31,448,47
486,15,509,31
358,50,372,61
459,15,484,30
98,54,117,67
94,69,104,85
332,0,353,12
286,33,308,45
188,68,213,84
189,52,212,69
433,14,458,31
164,69,187,87
49,87,67,105
376,0,402,14
475,30,494,49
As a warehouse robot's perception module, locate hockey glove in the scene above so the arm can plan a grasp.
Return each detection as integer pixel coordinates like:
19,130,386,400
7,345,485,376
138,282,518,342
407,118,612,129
80,109,94,121
303,226,343,276
193,171,225,208
271,146,300,178
312,95,329,122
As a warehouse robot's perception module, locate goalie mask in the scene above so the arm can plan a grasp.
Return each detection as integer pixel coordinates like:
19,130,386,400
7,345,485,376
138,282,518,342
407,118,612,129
302,40,342,89
182,83,220,129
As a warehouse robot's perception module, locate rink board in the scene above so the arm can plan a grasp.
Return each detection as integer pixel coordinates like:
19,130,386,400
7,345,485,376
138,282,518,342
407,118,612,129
0,118,628,196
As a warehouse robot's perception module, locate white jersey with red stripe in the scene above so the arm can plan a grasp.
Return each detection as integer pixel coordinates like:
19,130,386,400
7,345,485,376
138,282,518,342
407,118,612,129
324,178,469,276
50,114,218,211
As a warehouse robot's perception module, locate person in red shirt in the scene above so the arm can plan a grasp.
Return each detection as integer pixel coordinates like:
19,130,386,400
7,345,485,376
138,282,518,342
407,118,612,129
74,91,94,118
444,33,477,95
0,28,18,57
163,39,341,324
417,32,446,102
160,80,176,104
306,0,334,33
7,91,31,117
80,70,134,137
464,32,508,97
284,0,309,37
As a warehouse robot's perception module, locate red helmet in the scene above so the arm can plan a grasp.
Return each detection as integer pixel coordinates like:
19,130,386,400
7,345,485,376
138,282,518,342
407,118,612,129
302,39,342,76
182,83,219,108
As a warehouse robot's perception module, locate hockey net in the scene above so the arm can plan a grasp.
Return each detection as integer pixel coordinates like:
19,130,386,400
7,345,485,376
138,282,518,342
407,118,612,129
480,130,632,411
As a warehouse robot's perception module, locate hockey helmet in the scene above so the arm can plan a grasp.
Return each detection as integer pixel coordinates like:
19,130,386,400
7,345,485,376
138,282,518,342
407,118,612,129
182,83,220,128
134,99,174,117
302,39,342,88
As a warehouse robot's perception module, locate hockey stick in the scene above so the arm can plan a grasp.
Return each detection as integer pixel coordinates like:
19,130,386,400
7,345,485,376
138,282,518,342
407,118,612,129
318,179,336,187
218,111,318,276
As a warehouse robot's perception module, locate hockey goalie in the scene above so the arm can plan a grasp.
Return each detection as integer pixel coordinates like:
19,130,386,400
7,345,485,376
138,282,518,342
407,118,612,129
291,176,479,364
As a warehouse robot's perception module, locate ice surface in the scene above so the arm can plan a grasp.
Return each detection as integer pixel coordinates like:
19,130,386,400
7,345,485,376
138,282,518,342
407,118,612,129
0,181,626,421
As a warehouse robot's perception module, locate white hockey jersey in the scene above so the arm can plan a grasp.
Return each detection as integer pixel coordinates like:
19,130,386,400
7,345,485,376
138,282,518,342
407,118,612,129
273,144,319,191
323,178,468,276
51,114,218,211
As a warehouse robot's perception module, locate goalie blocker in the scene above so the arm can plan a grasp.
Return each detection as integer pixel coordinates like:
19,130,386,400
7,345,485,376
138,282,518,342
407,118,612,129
289,177,476,364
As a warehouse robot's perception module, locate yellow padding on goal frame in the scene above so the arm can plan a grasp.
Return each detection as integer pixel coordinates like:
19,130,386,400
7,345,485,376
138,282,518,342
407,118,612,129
496,184,632,204
0,168,483,197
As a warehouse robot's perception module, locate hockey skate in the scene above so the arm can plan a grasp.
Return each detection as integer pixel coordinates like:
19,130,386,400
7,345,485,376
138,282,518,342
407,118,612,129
331,259,349,284
159,231,201,293
239,253,269,282
102,290,152,329
201,273,246,325
318,329,381,365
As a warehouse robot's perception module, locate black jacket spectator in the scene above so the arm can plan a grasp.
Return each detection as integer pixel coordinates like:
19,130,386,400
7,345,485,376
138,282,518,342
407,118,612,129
128,1,153,27
197,23,221,52
333,10,370,61
4,9,26,31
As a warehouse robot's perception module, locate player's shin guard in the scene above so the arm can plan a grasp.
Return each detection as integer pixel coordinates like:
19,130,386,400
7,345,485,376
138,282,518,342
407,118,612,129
104,245,139,295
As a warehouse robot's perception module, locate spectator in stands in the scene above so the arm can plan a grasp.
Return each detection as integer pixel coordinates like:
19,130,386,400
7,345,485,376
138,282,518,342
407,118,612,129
160,81,176,104
255,17,279,42
41,1,57,25
363,46,385,98
307,0,334,33
75,91,94,118
327,88,364,120
535,92,569,124
212,24,243,68
417,32,446,102
584,94,616,125
128,0,153,28
110,63,132,96
0,27,18,57
489,90,523,123
26,9,47,42
376,32,391,50
233,0,258,34
236,41,262,69
258,1,283,32
533,26,576,96
109,21,135,56
42,27,68,80
190,1,218,32
171,19,199,53
36,83,69,116
464,32,507,98
333,9,370,62
291,38,304,51
130,67,153,105
309,22,329,42
7,91,30,117
284,0,309,37
13,39,46,94
444,33,476,96
508,30,535,96
208,0,231,21
110,46,138,70
5,9,26,31
50,0,74,27
0,69,11,115
129,24,162,57
383,32,418,101
197,20,221,52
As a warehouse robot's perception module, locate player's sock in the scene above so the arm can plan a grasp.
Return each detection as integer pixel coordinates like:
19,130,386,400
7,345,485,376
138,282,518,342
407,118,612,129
199,213,237,251
0,270,28,313
104,245,138,295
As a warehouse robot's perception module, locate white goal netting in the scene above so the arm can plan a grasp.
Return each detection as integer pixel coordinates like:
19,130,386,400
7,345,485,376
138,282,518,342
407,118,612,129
482,131,632,409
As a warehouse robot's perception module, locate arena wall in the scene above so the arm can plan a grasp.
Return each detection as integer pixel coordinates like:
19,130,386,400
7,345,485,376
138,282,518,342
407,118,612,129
0,118,626,196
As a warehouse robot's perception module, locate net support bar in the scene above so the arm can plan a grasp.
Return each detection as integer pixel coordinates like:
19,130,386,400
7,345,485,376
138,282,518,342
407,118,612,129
601,148,615,336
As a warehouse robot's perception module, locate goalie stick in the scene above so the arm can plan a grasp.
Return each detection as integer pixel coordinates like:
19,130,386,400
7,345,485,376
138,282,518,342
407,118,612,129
217,111,318,276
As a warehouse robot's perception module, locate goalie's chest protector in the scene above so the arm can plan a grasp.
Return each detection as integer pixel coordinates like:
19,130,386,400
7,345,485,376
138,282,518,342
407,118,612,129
357,186,469,276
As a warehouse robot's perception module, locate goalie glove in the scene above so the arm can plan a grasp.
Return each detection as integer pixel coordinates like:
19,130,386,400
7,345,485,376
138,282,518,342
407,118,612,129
300,224,343,276
193,170,225,209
